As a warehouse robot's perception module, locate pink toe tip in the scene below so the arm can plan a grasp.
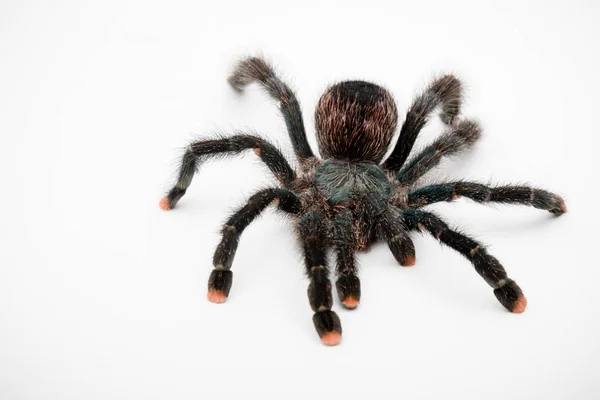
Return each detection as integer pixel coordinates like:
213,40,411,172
321,332,342,346
402,256,416,267
159,197,171,211
342,297,359,309
207,289,228,304
512,295,527,313
558,196,568,213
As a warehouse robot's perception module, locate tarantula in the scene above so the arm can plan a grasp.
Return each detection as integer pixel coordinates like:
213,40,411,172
159,56,567,346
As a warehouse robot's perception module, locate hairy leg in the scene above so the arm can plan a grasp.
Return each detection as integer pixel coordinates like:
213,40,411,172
334,247,360,309
160,134,295,210
326,211,360,309
228,57,314,161
383,74,463,172
396,120,481,186
299,211,342,346
402,210,527,313
378,208,416,267
407,182,567,215
207,188,301,303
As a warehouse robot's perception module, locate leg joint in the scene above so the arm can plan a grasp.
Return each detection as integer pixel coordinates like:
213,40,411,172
469,245,481,256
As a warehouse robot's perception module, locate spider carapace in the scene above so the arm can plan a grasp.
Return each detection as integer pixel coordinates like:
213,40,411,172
159,56,567,346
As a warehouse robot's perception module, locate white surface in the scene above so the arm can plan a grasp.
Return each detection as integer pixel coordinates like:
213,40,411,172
1,0,599,398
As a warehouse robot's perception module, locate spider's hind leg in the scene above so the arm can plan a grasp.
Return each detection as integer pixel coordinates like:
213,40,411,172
383,74,463,172
395,120,481,187
228,57,314,161
402,210,527,313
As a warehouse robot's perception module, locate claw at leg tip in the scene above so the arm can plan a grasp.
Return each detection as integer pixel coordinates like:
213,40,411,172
403,256,416,267
341,297,359,309
511,295,527,313
207,289,228,304
558,196,568,214
227,76,244,92
321,332,342,346
159,197,171,211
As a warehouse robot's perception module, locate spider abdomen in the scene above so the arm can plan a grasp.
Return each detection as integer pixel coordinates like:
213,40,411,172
314,160,391,206
315,81,398,163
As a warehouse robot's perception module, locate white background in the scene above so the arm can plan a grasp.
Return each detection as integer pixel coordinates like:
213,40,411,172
1,0,599,398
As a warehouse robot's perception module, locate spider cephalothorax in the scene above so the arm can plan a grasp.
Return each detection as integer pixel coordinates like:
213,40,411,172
159,56,567,346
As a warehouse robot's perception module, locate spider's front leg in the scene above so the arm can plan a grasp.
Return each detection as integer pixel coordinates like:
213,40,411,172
379,208,417,267
334,246,360,310
207,188,301,303
326,211,361,309
299,211,342,346
328,208,416,311
402,210,527,313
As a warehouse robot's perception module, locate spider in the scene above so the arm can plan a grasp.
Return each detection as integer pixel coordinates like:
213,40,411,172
159,56,567,346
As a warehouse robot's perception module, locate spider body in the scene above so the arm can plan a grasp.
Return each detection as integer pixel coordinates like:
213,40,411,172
302,159,392,253
160,56,566,346
314,160,391,204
